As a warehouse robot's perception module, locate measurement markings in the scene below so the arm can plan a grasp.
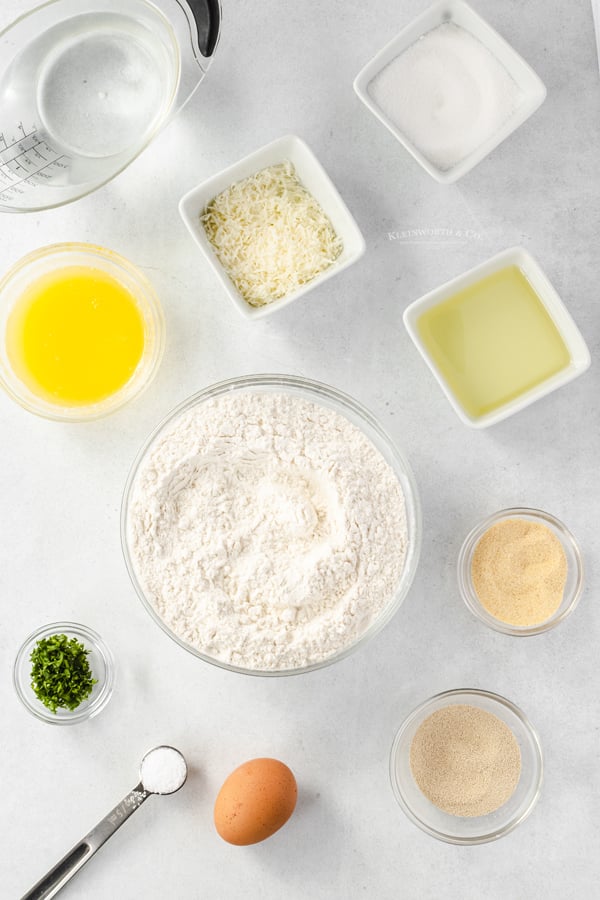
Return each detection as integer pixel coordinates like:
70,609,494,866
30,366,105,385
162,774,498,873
0,125,38,153
2,141,49,167
0,155,69,192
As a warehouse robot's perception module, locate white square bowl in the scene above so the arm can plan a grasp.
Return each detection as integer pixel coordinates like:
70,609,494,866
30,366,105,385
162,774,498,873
403,247,591,428
353,0,547,183
178,135,366,320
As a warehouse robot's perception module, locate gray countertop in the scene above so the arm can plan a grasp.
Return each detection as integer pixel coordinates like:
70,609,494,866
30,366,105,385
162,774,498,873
1,1,599,897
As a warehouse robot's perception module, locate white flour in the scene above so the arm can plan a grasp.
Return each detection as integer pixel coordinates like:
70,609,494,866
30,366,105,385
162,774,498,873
127,391,408,670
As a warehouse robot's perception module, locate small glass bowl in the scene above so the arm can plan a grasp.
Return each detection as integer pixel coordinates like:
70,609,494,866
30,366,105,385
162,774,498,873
121,374,422,676
458,507,584,635
13,622,115,724
390,688,543,845
0,242,165,421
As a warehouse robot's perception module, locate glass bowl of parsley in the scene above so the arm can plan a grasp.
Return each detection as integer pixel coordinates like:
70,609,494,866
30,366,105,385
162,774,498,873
13,622,115,724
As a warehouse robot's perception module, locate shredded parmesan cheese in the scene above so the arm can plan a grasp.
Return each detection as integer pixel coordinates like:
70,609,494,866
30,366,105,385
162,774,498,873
200,161,343,308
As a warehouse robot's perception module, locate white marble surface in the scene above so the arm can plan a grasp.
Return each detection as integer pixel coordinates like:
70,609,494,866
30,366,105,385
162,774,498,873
1,1,599,897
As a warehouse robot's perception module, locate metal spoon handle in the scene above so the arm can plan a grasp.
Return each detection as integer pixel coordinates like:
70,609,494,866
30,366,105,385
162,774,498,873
22,783,149,900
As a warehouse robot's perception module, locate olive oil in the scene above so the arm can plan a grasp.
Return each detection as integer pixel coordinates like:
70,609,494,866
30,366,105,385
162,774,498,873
417,266,571,419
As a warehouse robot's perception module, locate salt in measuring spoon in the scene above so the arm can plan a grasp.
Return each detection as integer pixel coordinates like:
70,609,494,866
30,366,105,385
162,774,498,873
22,745,187,900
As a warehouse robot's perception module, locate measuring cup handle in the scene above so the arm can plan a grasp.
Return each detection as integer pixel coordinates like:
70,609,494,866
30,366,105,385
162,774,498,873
187,0,221,58
21,783,150,900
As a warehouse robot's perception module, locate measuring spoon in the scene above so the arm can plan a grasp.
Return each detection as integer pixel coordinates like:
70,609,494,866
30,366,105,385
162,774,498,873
22,745,188,900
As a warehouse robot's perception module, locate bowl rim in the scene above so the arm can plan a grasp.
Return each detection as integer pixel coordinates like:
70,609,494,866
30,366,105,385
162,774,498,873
389,687,544,844
0,241,165,421
402,246,591,428
353,0,547,183
457,506,584,635
13,620,116,724
178,133,366,320
120,373,422,676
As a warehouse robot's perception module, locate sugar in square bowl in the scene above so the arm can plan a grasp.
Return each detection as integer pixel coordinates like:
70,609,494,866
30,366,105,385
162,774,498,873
403,247,591,428
178,135,366,319
353,0,547,183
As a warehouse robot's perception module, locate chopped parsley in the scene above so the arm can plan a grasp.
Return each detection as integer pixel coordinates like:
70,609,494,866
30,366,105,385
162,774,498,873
30,634,97,713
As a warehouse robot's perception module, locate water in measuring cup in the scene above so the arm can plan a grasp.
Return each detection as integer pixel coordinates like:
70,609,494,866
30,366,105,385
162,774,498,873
0,10,178,208
37,12,178,159
36,11,178,161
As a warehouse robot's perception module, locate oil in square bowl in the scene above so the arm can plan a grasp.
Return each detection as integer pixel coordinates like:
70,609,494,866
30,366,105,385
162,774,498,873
178,135,365,319
353,0,546,183
403,248,590,427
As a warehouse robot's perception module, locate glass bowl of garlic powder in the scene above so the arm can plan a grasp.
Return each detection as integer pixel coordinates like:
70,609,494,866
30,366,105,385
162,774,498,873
457,507,584,635
121,374,422,675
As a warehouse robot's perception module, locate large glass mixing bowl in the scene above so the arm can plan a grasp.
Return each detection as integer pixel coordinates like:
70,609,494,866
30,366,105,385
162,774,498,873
121,374,422,676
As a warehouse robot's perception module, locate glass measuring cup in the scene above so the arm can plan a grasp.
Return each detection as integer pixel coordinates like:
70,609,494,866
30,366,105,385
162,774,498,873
0,0,220,212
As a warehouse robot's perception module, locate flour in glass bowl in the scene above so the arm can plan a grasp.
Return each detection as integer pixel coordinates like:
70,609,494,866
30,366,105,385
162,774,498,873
126,391,409,671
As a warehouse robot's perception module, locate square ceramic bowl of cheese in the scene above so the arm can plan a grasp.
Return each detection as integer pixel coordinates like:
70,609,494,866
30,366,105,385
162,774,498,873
403,247,591,428
353,0,546,183
178,135,366,319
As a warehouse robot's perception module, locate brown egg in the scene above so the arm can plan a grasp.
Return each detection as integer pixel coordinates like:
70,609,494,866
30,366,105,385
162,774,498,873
214,758,297,845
